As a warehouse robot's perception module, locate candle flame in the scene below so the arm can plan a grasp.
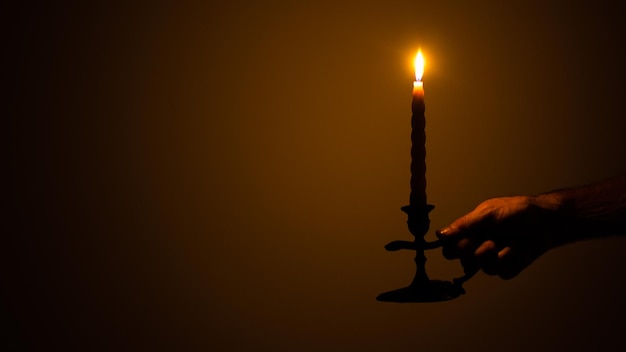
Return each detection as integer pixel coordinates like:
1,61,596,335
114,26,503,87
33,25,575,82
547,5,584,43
414,50,424,81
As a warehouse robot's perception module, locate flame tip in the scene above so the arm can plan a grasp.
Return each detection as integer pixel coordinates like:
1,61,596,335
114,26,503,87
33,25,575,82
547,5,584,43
414,50,425,81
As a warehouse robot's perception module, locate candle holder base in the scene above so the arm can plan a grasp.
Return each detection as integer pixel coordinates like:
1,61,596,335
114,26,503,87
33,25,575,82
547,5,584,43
376,280,463,303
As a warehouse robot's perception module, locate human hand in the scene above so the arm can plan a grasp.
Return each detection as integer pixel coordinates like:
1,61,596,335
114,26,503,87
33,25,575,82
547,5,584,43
436,195,564,279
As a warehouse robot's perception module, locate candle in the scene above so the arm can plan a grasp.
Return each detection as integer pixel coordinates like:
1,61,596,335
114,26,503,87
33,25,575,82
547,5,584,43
378,49,467,302
410,50,426,207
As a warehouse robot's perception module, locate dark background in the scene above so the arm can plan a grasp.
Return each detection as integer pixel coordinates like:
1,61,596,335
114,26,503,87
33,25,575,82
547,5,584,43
6,1,626,350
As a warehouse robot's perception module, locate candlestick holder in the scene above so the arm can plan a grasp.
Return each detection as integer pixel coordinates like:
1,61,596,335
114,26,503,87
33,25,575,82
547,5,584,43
377,204,476,302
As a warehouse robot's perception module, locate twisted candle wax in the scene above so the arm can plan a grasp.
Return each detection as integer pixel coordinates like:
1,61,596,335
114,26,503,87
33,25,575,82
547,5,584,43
410,51,426,207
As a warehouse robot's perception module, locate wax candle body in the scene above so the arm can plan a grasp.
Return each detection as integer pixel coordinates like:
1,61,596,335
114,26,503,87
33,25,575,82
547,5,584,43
410,81,426,207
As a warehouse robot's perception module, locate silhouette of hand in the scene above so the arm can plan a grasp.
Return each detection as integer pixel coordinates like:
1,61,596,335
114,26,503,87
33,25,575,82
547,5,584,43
436,195,563,279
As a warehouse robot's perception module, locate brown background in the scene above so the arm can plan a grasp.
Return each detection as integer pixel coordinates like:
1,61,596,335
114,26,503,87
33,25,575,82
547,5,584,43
7,1,626,350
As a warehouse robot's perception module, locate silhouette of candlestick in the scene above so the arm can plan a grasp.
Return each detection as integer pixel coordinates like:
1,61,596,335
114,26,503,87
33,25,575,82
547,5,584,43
376,52,468,303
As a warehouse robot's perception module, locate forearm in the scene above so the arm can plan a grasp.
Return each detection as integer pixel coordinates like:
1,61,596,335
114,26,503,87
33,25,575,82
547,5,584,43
538,175,626,242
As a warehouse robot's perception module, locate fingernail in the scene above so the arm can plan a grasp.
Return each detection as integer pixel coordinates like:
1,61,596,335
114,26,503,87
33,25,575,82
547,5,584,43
436,227,451,237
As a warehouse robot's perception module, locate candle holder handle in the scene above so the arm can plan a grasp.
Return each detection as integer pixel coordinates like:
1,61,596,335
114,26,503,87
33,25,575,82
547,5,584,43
377,204,474,302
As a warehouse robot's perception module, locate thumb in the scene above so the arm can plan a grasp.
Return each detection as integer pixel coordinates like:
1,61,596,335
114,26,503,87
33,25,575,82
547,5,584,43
436,209,489,240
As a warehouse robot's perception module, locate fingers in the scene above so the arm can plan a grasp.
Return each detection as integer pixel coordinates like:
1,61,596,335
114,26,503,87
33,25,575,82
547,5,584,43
496,247,520,280
475,240,499,275
442,239,528,280
452,240,500,276
475,240,497,258
442,237,473,259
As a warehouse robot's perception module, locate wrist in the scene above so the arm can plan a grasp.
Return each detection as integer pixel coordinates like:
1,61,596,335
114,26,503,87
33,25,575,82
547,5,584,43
532,191,580,246
533,192,564,214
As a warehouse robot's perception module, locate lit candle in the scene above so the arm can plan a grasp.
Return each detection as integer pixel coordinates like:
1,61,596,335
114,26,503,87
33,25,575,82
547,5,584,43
410,50,426,207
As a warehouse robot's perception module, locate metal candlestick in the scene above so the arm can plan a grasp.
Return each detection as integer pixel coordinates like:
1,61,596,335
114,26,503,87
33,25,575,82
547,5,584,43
377,204,476,302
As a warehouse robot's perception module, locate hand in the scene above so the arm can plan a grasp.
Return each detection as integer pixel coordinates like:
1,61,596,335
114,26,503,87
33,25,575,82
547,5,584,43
436,195,563,279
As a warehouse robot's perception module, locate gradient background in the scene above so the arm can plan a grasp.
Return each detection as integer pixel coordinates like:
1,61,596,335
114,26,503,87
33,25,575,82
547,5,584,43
6,1,626,350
